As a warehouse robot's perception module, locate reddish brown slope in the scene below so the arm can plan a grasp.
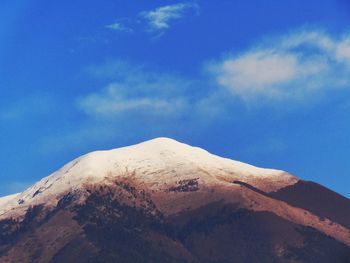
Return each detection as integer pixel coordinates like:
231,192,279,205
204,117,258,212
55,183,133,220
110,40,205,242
269,180,350,229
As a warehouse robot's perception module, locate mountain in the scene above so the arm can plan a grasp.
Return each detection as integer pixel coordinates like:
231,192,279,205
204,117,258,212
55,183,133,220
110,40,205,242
0,137,349,263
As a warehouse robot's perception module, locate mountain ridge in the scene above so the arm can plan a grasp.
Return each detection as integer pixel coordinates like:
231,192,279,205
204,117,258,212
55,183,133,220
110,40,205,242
0,138,349,263
0,137,297,220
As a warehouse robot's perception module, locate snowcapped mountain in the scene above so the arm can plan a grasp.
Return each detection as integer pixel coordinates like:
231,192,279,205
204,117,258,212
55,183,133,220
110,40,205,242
0,138,349,263
0,137,297,219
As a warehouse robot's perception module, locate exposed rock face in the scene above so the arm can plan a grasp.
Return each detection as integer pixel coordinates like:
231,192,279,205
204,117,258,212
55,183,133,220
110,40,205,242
0,138,349,263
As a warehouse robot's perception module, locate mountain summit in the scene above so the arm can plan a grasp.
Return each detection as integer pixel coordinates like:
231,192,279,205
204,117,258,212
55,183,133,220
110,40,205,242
0,138,350,263
0,137,296,219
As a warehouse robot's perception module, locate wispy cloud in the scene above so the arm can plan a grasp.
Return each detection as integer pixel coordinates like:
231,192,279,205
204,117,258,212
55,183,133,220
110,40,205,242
209,30,350,102
141,2,199,31
39,60,217,154
78,61,191,118
105,2,199,37
105,22,132,33
78,83,186,116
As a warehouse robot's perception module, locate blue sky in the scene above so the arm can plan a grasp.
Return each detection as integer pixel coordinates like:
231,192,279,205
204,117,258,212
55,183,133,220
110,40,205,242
1,0,350,197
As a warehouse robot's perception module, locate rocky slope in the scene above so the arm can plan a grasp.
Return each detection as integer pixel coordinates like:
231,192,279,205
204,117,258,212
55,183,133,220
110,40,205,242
0,138,349,263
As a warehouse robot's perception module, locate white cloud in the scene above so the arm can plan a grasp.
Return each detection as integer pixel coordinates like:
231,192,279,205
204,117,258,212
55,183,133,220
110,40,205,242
78,62,190,117
42,62,205,153
105,22,132,33
217,51,298,91
336,38,350,62
210,30,350,102
105,2,199,36
78,83,186,116
141,2,199,31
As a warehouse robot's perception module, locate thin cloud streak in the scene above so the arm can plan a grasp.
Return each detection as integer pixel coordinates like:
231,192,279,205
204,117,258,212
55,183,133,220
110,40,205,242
77,61,193,118
78,83,187,117
105,22,133,33
105,2,199,35
141,2,199,31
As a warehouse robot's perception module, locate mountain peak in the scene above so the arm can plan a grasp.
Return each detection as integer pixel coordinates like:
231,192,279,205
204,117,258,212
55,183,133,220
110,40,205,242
0,138,297,220
143,137,181,144
115,137,204,155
